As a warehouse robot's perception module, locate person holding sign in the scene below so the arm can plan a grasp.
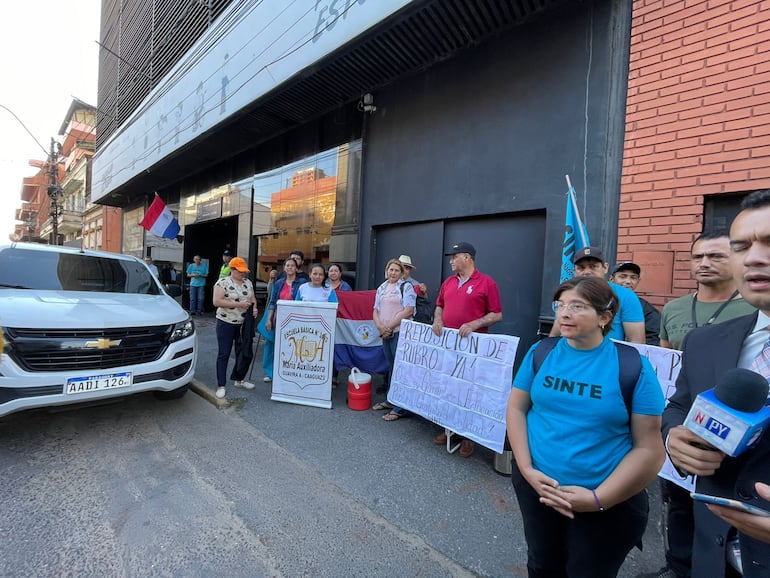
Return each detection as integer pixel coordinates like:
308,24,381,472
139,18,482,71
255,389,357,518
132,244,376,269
371,258,415,421
432,242,502,457
296,264,338,303
507,276,665,577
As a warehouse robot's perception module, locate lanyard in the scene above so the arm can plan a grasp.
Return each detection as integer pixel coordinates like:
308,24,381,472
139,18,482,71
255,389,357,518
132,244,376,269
690,290,740,328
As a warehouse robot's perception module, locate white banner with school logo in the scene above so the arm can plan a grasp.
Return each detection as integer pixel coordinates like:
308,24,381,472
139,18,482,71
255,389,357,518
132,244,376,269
272,300,338,409
388,320,520,453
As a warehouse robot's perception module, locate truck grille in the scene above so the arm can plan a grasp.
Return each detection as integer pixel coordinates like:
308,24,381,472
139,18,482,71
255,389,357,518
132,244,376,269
5,326,173,373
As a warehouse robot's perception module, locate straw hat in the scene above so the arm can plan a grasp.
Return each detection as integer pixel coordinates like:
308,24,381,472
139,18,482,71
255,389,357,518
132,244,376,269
398,255,416,269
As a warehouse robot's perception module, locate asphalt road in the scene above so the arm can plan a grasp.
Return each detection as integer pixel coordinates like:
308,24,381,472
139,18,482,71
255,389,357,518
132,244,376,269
0,314,667,577
191,315,667,577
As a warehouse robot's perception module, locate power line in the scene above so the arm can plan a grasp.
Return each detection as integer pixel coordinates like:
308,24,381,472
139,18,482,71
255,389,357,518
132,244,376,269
95,40,152,80
0,104,49,157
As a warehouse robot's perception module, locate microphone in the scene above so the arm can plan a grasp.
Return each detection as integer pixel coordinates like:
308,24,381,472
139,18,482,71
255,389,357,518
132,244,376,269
684,368,770,457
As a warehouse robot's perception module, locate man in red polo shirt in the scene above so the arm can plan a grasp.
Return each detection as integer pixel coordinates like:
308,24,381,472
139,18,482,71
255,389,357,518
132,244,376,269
431,241,503,457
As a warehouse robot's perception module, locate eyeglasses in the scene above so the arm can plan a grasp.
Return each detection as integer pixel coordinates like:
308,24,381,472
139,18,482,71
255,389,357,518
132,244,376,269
552,301,592,314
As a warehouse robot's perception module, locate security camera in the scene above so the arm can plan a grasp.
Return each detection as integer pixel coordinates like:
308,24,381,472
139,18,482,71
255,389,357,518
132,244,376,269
358,93,376,113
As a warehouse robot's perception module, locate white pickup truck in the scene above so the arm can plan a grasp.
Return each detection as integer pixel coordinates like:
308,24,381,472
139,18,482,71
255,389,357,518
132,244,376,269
0,243,197,418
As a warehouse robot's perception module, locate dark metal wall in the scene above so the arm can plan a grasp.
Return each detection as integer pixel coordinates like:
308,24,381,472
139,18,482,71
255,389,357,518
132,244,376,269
374,213,546,364
359,1,631,340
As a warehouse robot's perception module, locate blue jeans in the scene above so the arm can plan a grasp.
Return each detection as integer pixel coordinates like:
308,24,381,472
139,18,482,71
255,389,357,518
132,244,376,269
216,319,243,387
382,331,406,415
189,285,204,314
262,339,274,379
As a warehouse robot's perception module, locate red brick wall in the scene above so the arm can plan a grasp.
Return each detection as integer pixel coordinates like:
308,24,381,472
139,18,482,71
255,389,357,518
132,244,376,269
620,0,770,306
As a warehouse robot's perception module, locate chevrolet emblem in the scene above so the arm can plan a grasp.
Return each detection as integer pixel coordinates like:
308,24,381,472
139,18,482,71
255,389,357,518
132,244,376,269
85,338,121,349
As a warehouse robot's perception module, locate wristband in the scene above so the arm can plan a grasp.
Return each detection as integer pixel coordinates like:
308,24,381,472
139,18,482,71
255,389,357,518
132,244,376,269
591,489,605,512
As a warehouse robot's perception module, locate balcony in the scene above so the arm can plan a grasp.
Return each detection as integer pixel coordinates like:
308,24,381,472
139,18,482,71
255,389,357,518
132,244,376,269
40,209,83,238
59,209,84,234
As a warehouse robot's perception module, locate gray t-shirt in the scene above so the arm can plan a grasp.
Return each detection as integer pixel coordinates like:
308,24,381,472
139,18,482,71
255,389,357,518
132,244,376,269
659,293,755,350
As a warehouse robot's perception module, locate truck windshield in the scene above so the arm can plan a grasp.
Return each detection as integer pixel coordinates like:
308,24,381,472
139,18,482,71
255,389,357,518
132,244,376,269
0,248,162,295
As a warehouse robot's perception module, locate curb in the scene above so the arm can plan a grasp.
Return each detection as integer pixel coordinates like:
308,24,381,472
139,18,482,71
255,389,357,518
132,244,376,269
189,378,230,409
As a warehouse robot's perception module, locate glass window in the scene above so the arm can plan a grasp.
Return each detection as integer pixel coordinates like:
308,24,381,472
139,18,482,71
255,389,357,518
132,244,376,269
0,248,161,294
179,140,362,287
249,142,361,285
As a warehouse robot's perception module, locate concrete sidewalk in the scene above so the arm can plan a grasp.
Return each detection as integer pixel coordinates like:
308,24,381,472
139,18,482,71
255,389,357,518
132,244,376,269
188,313,666,577
189,313,384,406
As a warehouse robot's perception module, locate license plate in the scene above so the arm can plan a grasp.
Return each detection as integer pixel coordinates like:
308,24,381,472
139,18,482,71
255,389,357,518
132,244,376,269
65,372,134,395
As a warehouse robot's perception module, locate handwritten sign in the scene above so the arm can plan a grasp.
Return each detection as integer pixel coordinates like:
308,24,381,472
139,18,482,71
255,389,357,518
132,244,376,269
619,340,683,401
388,320,520,453
272,300,338,409
617,340,694,491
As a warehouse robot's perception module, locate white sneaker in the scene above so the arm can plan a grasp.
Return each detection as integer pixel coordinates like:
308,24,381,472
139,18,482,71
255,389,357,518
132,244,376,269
215,386,226,399
263,376,272,383
234,380,255,390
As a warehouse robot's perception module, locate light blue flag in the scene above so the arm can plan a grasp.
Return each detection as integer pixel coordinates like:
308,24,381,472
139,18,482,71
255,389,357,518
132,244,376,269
560,187,590,282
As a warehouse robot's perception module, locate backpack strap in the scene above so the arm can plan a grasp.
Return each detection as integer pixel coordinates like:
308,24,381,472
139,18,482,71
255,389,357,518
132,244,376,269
614,342,642,416
532,337,642,416
532,337,560,375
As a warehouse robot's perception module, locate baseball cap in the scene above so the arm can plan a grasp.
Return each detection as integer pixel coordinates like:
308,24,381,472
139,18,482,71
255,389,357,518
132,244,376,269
228,257,249,272
223,249,232,256
612,262,641,276
444,242,476,257
572,246,605,264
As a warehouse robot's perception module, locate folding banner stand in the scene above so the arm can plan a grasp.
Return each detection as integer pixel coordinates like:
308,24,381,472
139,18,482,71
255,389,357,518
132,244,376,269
271,300,338,409
441,429,463,454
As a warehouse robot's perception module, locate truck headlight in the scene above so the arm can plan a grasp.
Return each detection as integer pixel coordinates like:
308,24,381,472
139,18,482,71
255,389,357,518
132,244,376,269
169,319,195,343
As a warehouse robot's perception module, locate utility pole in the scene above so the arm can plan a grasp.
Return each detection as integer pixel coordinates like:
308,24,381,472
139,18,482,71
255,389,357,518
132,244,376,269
47,137,63,245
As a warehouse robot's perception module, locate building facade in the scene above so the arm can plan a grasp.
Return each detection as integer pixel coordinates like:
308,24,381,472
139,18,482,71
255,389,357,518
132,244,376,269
93,0,633,355
620,1,770,306
14,158,57,244
13,99,121,250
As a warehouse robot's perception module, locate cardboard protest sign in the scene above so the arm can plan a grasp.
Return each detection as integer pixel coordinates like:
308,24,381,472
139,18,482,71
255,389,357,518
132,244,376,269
388,320,519,453
618,340,694,491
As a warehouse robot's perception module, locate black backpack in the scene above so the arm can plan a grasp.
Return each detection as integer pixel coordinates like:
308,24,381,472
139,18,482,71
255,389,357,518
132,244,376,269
532,337,642,416
399,283,435,324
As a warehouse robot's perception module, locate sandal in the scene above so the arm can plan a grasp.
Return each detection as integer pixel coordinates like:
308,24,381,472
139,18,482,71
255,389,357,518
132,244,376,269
371,401,393,411
382,411,403,421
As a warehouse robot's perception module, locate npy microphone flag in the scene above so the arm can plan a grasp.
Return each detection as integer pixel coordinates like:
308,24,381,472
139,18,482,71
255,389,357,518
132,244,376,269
561,176,590,282
139,194,181,240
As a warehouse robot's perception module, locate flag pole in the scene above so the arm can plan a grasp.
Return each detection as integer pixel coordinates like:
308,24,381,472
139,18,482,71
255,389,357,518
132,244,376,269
565,175,588,248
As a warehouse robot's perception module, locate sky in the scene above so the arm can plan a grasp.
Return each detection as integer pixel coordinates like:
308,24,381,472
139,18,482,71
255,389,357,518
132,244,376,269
0,1,101,241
